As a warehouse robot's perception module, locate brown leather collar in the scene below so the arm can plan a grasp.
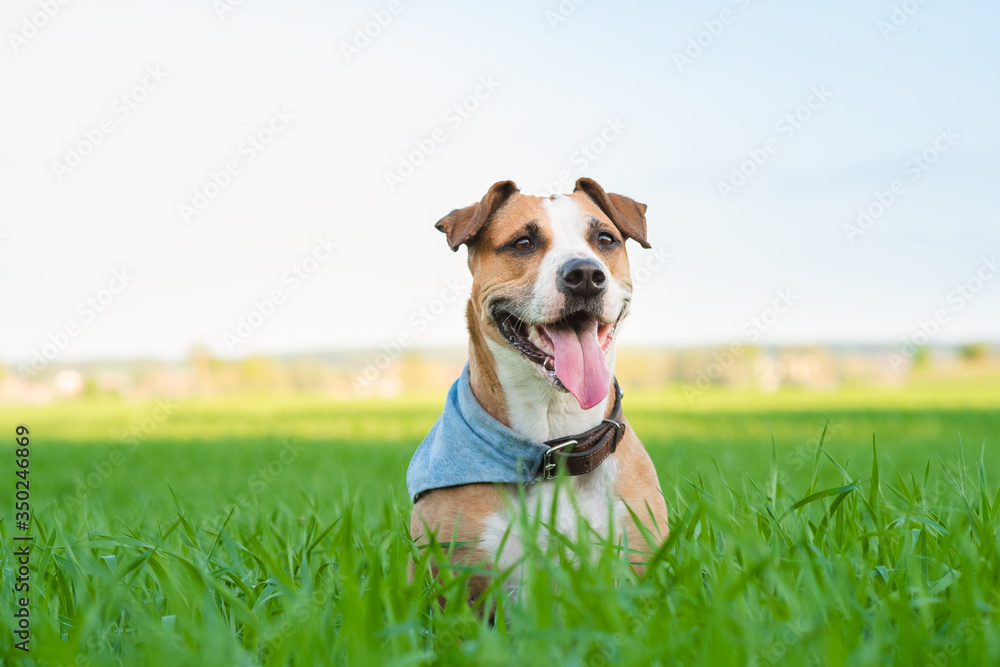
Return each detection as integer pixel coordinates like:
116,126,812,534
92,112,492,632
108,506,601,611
538,380,626,480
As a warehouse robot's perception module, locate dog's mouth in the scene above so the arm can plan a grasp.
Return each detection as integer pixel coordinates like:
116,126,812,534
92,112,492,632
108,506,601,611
490,306,620,410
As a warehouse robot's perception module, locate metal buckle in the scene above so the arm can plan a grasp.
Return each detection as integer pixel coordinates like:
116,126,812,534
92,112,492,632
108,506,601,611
541,439,577,480
602,419,625,451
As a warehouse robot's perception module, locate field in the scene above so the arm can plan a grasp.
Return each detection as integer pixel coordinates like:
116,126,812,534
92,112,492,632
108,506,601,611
2,378,999,666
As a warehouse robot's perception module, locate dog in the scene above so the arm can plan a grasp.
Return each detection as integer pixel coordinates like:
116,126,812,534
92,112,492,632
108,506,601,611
407,178,669,601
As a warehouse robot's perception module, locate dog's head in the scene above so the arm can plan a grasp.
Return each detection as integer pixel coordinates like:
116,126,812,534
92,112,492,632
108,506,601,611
436,178,650,410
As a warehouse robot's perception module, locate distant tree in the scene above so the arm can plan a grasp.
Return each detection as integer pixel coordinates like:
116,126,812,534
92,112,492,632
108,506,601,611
912,346,930,369
957,343,990,362
239,356,286,392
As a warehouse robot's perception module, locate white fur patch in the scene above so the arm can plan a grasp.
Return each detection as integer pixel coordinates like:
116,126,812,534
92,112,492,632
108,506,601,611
516,195,630,325
486,339,611,442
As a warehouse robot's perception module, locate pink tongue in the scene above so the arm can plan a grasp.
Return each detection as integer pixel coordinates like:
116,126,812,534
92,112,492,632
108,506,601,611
543,318,610,410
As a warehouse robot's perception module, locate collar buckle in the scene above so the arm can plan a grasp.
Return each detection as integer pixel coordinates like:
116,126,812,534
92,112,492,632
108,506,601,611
541,439,577,480
602,418,625,451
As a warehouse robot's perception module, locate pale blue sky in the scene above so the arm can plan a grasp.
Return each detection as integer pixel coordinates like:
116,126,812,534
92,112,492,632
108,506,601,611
1,0,998,363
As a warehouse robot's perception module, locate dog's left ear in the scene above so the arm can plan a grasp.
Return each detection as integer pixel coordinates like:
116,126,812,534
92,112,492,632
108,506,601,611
573,177,651,249
435,180,519,252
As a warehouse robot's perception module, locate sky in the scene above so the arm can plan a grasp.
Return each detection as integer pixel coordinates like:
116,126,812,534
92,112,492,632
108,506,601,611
1,0,998,365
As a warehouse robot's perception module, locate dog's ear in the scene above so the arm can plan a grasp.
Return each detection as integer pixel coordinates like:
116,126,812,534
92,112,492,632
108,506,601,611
435,180,519,252
573,177,651,249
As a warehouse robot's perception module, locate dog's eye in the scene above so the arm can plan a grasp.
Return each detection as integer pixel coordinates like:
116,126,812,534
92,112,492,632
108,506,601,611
597,232,616,247
513,237,534,251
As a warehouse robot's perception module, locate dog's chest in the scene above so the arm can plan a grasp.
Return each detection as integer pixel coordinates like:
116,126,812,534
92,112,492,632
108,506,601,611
479,454,625,578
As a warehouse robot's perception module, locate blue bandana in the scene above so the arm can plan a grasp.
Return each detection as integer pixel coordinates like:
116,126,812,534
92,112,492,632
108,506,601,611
406,364,547,502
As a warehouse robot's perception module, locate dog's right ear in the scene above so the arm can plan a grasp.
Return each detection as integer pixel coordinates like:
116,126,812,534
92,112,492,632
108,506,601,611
435,180,519,252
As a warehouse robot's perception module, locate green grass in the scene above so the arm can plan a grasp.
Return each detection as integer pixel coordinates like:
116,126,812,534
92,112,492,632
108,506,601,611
1,382,999,665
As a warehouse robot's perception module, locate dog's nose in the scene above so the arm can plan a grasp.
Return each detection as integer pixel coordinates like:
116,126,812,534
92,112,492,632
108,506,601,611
558,258,607,298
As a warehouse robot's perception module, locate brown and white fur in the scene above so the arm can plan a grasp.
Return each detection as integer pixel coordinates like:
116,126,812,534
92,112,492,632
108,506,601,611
410,178,669,601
